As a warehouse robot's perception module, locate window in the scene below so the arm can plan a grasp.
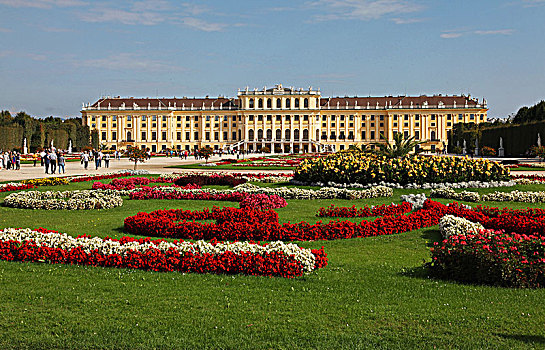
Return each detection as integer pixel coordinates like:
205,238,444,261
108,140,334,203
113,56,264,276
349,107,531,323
177,132,181,140
447,114,452,120
152,132,156,140
393,115,398,120
258,115,263,121
206,132,210,140
194,116,198,121
91,116,96,121
371,131,375,139
470,114,475,120
162,131,167,140
276,98,281,108
295,99,300,108
349,115,354,121
294,129,300,140
404,115,409,120
112,116,117,121
186,132,190,140
232,116,236,121
415,115,420,120
404,123,409,127
141,131,147,140
276,115,281,121
415,131,420,139
223,131,228,140
304,115,309,121
322,115,327,121
102,123,106,128
340,115,345,121
249,115,254,121
267,98,272,109
112,132,116,140
362,130,366,139
258,99,263,108
331,115,336,121
321,132,327,140
370,115,375,121
206,116,210,122
162,116,167,121
152,123,156,128
285,115,290,121
276,129,281,140
304,98,309,108
127,131,132,141
286,99,291,108
102,116,106,122
248,129,254,141
393,123,397,127
127,116,132,121
447,122,452,127
101,131,106,140
214,132,219,140
232,131,236,140
152,116,157,121
285,129,290,140
303,129,308,140
340,123,344,127
431,131,436,140
431,115,436,120
322,123,327,127
380,115,384,121
331,123,335,127
348,131,354,140
162,123,166,128
267,115,272,121
294,115,300,121
249,99,254,108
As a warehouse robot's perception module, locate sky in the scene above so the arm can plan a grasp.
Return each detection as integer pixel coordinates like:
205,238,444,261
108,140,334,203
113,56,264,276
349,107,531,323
0,0,544,119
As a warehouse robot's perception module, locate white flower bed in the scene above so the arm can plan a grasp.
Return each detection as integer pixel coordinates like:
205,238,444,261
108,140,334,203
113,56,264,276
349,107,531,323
0,228,318,273
439,215,484,239
400,193,428,210
430,188,545,203
159,172,292,183
4,190,123,210
290,179,516,190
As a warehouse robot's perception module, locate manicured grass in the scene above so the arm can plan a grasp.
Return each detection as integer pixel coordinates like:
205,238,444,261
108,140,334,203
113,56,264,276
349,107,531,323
0,180,545,349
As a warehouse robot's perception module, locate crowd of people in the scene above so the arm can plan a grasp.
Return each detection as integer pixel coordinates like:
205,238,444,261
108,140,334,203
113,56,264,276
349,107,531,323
38,149,67,174
79,149,120,170
0,151,22,171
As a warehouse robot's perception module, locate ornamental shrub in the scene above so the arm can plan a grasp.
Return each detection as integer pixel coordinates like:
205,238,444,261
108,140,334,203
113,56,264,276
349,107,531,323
295,153,510,185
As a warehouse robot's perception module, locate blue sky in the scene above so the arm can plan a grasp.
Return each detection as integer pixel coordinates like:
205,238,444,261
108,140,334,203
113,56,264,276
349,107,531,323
0,0,543,119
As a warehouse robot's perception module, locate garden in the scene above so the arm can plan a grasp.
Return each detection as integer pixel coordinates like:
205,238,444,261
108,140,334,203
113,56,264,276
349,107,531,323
1,151,545,349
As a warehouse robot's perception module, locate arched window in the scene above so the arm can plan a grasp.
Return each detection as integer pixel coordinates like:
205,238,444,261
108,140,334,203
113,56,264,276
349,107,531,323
126,131,132,141
285,129,291,140
257,129,263,141
249,98,254,108
431,130,436,140
304,98,309,108
266,129,272,140
316,129,320,141
295,99,300,108
303,129,309,140
286,99,291,108
258,99,263,108
248,129,254,141
294,129,300,140
238,130,241,140
276,98,282,109
276,129,281,140
267,98,272,109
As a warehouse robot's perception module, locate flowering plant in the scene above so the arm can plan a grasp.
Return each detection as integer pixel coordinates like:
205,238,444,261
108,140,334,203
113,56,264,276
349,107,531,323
0,228,327,277
4,190,123,210
21,177,70,186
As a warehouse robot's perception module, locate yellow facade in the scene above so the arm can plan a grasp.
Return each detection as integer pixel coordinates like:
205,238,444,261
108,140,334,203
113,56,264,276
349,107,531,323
81,84,488,153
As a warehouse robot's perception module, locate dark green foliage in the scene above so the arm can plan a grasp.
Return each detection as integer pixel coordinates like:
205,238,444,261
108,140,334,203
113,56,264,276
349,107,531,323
513,100,545,124
90,129,99,149
0,111,90,151
374,132,425,157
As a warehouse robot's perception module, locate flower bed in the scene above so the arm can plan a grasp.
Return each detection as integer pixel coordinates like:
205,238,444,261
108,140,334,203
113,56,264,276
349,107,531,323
128,184,393,201
0,183,35,193
4,190,123,210
239,194,287,211
430,188,545,203
0,228,327,277
428,230,545,288
290,179,516,190
160,172,293,183
21,177,70,186
295,153,510,185
317,202,412,218
174,174,247,187
438,215,484,239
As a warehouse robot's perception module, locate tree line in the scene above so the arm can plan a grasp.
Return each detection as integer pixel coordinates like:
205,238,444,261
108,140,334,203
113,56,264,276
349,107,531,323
0,110,90,152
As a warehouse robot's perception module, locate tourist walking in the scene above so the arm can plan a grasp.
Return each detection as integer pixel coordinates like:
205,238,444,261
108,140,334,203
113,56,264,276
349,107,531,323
49,151,57,173
104,153,110,168
58,153,65,174
82,151,89,170
44,151,50,174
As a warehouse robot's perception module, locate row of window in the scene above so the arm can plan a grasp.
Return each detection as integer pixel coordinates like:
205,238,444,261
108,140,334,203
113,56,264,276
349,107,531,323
248,97,309,109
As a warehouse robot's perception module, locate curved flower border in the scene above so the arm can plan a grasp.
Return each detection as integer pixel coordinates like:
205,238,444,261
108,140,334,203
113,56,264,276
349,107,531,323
4,190,123,210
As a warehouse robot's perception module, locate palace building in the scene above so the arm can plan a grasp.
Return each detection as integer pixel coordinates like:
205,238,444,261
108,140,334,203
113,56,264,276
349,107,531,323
81,84,488,153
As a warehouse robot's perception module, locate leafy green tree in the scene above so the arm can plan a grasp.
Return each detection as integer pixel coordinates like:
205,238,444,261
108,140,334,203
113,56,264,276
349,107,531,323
373,132,425,158
124,146,148,170
199,146,214,163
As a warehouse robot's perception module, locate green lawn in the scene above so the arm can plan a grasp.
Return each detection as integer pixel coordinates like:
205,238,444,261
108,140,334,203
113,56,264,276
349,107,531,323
0,180,545,349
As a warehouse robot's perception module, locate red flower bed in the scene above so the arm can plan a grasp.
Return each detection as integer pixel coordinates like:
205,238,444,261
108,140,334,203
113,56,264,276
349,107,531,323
92,177,151,190
124,201,451,241
239,194,287,211
428,231,545,288
0,183,35,193
0,227,327,278
174,174,247,187
511,174,545,182
317,202,413,217
129,188,247,201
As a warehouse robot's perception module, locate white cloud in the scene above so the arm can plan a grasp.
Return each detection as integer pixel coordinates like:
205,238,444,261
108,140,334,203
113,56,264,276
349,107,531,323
180,17,226,32
306,0,422,21
441,29,514,39
75,53,182,72
0,27,12,32
391,17,424,24
0,0,87,8
80,7,166,25
521,0,545,7
474,29,514,35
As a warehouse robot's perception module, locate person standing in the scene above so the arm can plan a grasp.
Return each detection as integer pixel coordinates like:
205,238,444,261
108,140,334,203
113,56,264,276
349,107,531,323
104,152,110,168
40,149,45,166
44,151,50,174
49,151,57,174
58,153,65,174
83,151,89,170
15,152,20,170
